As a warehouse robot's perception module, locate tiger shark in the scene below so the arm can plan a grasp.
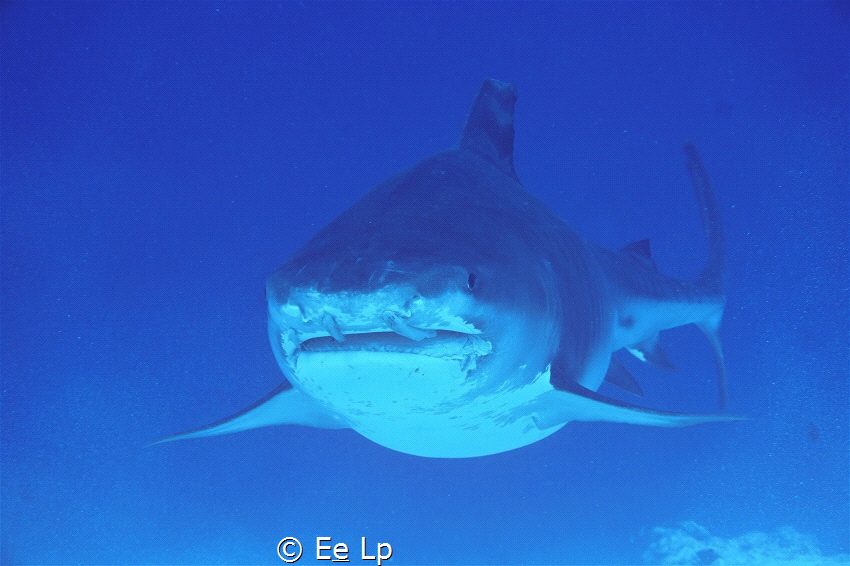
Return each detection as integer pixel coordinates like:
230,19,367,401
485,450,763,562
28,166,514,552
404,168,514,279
158,79,740,457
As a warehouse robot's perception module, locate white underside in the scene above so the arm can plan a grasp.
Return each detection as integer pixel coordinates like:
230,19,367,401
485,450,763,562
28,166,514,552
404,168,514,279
293,349,561,458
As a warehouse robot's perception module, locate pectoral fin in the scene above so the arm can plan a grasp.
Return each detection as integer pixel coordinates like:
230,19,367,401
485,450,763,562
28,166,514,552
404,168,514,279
152,383,347,445
531,389,744,430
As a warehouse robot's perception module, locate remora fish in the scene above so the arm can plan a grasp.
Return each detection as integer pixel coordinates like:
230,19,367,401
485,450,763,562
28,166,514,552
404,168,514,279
158,79,740,457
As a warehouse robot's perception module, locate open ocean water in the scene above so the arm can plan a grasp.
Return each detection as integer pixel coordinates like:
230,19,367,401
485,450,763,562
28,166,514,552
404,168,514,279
2,2,848,565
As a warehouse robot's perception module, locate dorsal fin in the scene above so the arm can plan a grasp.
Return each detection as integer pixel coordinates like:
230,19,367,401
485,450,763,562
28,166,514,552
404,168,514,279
622,239,652,258
622,239,659,271
458,78,517,178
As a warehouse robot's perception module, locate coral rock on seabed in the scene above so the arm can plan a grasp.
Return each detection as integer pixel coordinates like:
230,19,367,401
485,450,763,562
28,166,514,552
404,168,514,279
644,521,850,565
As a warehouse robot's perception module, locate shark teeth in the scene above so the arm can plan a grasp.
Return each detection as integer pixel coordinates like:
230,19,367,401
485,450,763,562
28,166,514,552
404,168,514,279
281,328,300,357
276,302,471,358
298,330,490,361
322,313,345,343
382,310,437,341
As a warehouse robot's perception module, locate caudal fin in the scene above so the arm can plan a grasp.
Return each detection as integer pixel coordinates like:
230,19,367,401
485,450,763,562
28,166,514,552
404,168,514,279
684,144,728,407
684,144,725,295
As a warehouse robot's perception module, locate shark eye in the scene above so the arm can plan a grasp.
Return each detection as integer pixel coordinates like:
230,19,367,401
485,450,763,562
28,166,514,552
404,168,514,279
467,272,477,290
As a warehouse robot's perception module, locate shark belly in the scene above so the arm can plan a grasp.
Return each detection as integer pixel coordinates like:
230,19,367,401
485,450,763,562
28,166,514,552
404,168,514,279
294,350,562,457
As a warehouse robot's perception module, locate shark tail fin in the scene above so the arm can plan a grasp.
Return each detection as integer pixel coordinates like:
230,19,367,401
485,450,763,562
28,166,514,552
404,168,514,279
698,311,728,409
685,144,728,408
684,143,725,295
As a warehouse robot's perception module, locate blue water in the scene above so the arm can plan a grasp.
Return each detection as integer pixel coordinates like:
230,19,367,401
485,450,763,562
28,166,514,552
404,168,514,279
2,3,847,564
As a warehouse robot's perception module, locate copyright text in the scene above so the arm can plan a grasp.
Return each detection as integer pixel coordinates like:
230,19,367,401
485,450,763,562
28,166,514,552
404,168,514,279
277,537,393,564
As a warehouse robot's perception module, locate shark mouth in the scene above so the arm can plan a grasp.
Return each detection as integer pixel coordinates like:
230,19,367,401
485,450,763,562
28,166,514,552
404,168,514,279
276,310,493,366
301,330,492,360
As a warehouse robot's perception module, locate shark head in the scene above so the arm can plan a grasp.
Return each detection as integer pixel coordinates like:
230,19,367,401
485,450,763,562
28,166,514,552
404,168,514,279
156,79,741,458
264,143,569,456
